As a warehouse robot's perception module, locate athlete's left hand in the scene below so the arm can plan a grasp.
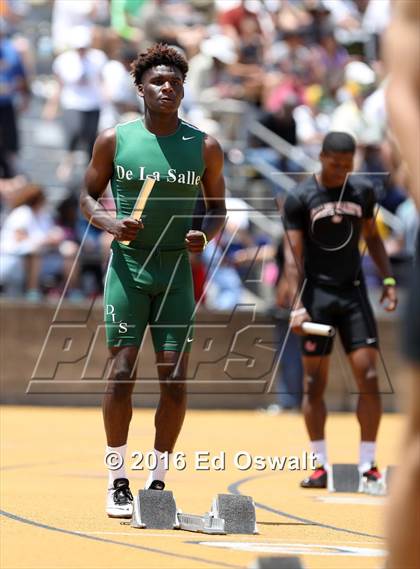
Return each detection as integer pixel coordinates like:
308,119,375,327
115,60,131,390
185,230,207,253
380,285,398,312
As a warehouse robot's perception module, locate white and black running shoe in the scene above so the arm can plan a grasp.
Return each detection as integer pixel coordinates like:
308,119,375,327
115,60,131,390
106,478,133,518
147,480,165,491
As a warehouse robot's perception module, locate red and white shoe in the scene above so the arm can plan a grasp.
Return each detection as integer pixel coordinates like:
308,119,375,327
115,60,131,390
361,464,385,495
300,465,328,489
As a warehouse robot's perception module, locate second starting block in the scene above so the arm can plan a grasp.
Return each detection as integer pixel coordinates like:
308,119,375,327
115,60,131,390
327,464,394,495
131,489,258,534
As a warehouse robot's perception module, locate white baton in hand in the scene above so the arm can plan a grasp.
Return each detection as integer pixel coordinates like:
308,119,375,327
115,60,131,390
301,322,335,337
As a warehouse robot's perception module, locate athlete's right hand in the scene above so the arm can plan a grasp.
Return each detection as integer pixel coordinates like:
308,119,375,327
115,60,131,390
111,218,143,241
289,307,312,336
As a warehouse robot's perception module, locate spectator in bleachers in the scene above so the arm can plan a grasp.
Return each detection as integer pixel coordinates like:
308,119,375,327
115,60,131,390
330,60,377,152
217,0,262,41
247,91,299,193
100,47,143,130
0,32,30,178
362,0,391,41
138,0,208,47
1,0,28,36
274,1,312,38
314,27,348,93
268,27,318,86
54,195,83,299
1,0,35,79
188,35,238,107
264,74,305,116
262,95,298,147
44,26,107,181
110,0,148,44
202,197,253,311
362,80,387,145
304,1,333,44
293,83,330,158
237,12,264,65
0,187,80,300
51,0,109,54
0,174,32,220
321,0,365,33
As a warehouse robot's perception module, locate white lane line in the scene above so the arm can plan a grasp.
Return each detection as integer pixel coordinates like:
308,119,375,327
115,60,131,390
79,531,384,548
197,542,386,557
76,531,185,538
314,495,386,506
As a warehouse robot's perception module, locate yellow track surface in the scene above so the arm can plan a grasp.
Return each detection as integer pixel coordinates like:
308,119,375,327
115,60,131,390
1,407,403,569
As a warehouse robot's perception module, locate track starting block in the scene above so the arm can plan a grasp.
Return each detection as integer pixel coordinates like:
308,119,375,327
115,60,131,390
250,556,305,568
177,512,226,534
327,464,394,495
327,464,361,493
178,493,257,535
211,494,258,534
131,490,258,534
131,489,179,529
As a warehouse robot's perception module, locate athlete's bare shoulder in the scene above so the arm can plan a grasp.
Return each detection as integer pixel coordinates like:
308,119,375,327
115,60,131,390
203,133,223,166
94,128,116,159
85,128,116,191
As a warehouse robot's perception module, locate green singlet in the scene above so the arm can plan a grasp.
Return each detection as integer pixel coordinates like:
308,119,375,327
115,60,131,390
104,118,206,351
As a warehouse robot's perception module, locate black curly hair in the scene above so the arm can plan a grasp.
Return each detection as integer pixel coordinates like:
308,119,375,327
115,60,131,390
131,43,188,87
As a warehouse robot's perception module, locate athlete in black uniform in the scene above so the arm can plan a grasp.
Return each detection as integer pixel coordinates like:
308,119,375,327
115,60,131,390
283,132,397,488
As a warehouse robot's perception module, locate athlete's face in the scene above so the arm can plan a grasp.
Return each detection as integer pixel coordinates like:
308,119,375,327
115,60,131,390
139,65,184,114
320,151,354,187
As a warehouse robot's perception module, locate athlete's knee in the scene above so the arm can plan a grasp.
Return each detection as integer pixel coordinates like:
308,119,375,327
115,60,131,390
363,365,378,381
161,378,187,406
304,373,327,399
106,369,135,399
357,366,379,394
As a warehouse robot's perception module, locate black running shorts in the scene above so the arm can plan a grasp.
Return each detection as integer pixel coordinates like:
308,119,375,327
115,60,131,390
301,280,378,356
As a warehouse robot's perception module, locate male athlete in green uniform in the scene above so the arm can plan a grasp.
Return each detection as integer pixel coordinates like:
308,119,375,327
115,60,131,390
80,44,226,517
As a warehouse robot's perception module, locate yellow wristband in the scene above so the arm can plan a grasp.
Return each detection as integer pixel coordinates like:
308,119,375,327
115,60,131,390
383,277,396,286
200,231,208,249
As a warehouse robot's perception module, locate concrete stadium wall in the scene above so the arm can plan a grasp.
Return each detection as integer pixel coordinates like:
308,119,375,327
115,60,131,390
0,300,405,411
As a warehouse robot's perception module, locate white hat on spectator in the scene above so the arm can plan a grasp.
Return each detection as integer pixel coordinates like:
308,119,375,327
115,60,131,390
201,35,238,65
69,26,92,50
345,61,376,86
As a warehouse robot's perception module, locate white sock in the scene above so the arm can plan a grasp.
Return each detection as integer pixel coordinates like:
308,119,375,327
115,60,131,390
310,440,328,467
359,441,376,473
105,444,127,488
145,449,171,489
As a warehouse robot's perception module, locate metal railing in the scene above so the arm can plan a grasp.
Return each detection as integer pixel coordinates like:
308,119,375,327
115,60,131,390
247,120,319,173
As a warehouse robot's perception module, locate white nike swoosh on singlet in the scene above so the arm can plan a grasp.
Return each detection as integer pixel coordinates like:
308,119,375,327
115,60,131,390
182,136,195,141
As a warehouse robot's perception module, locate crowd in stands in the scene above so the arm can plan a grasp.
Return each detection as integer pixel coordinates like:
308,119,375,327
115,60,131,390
0,0,418,310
